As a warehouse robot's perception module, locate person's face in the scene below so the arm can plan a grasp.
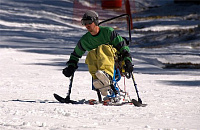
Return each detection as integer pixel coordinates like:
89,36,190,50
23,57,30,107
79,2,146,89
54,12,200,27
85,22,96,32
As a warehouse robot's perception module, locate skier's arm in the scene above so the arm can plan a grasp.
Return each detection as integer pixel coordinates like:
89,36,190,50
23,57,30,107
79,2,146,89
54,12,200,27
110,30,133,73
63,40,86,77
110,30,131,60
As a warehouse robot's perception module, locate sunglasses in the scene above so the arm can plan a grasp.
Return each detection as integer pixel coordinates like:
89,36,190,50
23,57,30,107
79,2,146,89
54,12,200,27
81,19,94,25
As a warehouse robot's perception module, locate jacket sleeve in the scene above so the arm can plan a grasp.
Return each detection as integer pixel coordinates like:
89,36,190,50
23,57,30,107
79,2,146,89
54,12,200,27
110,30,132,61
67,40,86,66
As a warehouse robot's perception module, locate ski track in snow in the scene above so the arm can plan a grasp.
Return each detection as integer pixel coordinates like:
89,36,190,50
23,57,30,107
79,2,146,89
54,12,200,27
0,0,200,130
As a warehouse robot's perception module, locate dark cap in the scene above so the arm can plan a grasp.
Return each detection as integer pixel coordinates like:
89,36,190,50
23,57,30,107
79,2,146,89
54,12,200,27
82,10,99,25
82,10,98,20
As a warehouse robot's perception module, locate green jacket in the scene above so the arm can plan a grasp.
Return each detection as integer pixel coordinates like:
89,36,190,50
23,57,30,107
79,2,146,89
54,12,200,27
68,26,131,66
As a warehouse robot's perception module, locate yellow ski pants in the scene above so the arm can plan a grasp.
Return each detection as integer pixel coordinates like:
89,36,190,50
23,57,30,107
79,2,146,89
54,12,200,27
85,44,116,79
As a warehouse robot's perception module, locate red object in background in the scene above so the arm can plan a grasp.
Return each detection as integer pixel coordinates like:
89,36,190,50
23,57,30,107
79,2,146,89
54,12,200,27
125,0,133,29
101,0,122,8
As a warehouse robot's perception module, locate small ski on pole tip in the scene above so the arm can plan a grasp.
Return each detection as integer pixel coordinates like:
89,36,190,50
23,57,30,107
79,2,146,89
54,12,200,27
53,93,77,104
131,99,147,107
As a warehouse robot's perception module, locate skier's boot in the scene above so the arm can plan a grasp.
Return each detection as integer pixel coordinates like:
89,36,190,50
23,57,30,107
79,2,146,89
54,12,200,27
95,70,112,87
93,79,110,96
93,70,113,96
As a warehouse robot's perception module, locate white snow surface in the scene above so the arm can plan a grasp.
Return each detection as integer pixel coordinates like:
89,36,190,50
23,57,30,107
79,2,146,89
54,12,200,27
0,0,200,130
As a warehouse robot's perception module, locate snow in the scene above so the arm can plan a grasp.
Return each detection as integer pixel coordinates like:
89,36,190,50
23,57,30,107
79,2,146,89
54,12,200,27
0,0,200,129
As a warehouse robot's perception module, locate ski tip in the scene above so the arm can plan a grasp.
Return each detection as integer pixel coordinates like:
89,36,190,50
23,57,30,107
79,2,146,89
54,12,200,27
131,99,147,107
53,93,58,98
53,93,59,97
53,93,66,103
53,93,78,104
53,93,62,100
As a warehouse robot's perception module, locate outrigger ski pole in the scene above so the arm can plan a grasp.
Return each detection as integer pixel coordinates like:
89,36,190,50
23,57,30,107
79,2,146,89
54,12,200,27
131,72,147,107
131,72,142,103
53,73,77,104
65,73,75,102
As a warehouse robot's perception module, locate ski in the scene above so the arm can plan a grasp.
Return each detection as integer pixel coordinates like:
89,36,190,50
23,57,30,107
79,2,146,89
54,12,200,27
53,93,78,104
131,99,147,107
89,98,147,107
103,99,147,106
54,93,147,107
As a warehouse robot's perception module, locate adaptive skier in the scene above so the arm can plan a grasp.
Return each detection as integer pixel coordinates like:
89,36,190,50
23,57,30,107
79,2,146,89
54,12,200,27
63,10,133,98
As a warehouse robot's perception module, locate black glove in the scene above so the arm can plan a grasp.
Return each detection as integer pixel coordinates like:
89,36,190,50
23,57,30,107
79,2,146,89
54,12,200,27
121,50,133,73
124,60,133,73
62,65,77,77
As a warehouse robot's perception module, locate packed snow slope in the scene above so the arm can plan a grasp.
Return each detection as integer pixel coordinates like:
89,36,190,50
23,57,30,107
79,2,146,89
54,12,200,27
0,0,200,130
